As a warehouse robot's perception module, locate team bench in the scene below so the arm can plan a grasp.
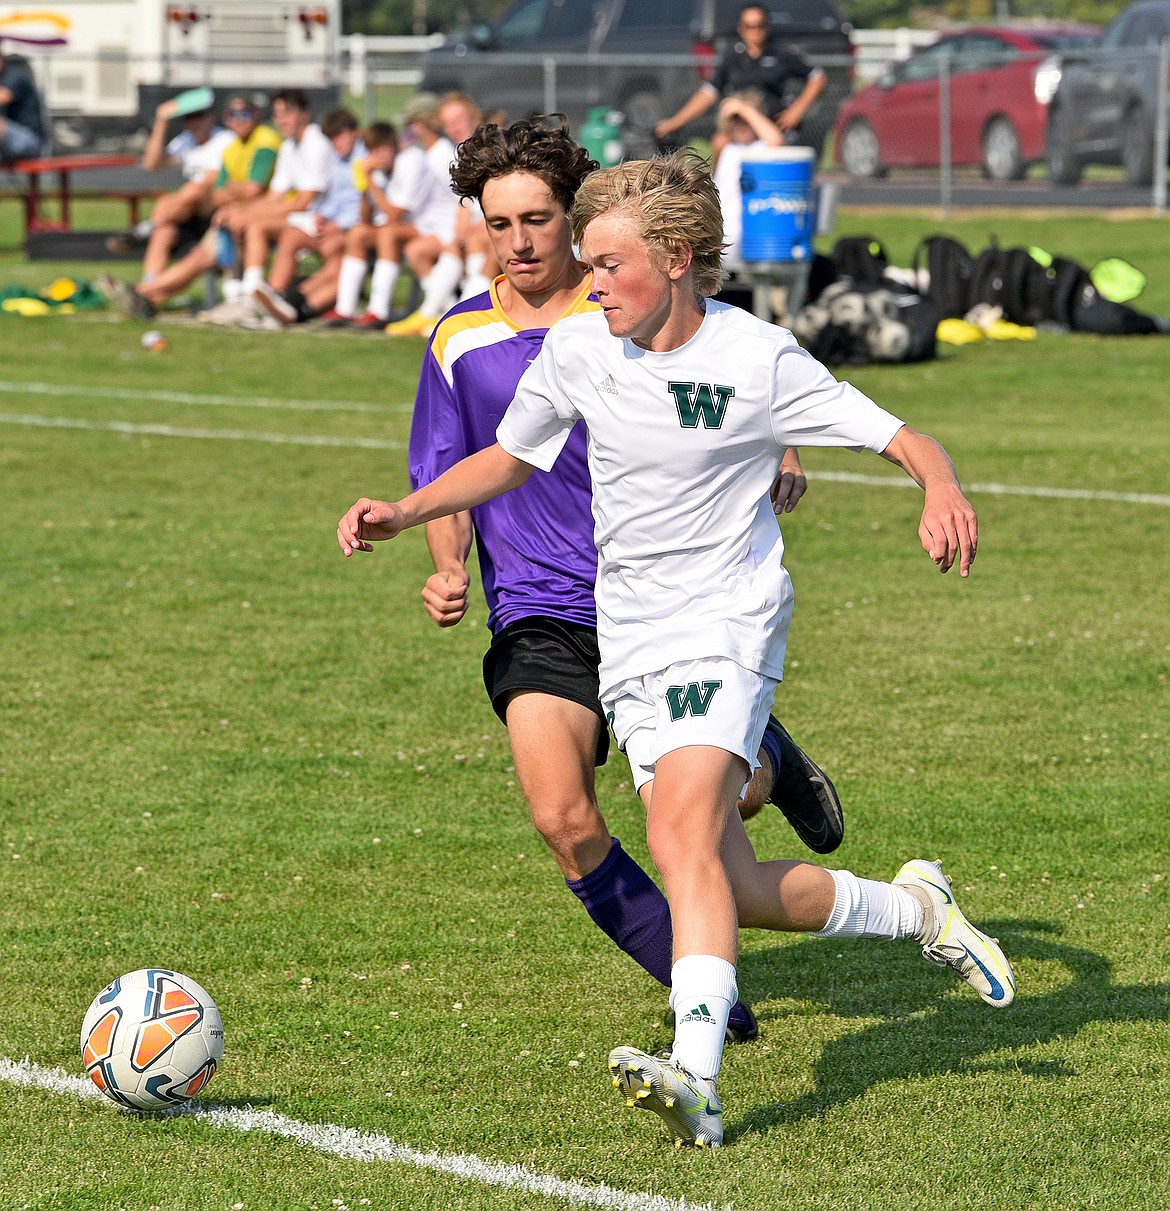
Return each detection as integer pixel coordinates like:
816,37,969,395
4,154,145,240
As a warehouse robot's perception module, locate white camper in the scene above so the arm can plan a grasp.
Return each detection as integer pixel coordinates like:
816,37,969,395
0,0,341,145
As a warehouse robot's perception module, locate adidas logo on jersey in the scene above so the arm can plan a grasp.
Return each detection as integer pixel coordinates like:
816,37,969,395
594,373,618,396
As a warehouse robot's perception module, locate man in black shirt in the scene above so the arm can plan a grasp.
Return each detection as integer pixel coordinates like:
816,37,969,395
0,50,45,161
654,4,824,150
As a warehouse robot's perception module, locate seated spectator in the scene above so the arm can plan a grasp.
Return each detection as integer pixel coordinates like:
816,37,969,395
248,106,365,326
0,49,45,162
108,89,235,274
379,92,463,338
436,90,497,299
99,99,280,319
210,95,284,215
199,87,334,324
322,91,490,330
711,90,783,267
307,122,402,327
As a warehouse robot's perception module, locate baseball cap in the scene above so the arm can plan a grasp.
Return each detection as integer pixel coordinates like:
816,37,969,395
224,92,266,115
401,92,440,124
172,87,215,118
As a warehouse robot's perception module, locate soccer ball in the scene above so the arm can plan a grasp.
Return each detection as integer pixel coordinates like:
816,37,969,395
866,317,912,362
80,968,224,1111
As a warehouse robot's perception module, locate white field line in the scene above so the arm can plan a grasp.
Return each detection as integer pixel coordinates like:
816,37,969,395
807,470,1170,508
4,408,1168,509
0,1058,717,1211
0,412,401,451
0,379,408,415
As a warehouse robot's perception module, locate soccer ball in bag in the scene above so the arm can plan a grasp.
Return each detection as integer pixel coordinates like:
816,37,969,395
80,968,224,1110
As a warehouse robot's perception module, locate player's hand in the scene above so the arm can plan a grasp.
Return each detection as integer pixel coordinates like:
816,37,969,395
421,568,471,627
155,99,178,122
337,498,405,556
776,104,803,132
718,96,744,121
219,206,248,234
771,461,807,514
919,484,978,576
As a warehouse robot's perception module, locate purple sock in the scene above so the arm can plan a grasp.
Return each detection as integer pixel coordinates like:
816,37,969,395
566,838,756,1038
759,723,782,794
566,837,673,985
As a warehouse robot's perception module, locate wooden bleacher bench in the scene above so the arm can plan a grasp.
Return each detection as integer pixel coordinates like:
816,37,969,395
5,153,145,238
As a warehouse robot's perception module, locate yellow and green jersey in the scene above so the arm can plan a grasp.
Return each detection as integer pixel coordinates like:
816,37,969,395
215,125,282,189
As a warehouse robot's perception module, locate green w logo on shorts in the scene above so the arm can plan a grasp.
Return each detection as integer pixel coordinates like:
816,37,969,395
665,680,723,720
668,382,734,429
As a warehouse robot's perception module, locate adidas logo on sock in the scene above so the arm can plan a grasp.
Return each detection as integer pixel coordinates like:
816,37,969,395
679,1002,717,1025
594,373,618,396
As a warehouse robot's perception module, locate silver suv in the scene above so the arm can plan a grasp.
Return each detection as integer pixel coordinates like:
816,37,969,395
419,0,853,157
1046,0,1168,185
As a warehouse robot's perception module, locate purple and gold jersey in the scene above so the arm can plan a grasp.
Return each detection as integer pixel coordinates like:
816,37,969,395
409,274,600,634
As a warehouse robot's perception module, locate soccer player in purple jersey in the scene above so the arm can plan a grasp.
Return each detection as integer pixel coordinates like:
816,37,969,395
401,117,840,1043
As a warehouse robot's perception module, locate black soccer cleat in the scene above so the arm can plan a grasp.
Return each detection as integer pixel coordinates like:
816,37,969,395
766,715,844,854
725,1001,758,1045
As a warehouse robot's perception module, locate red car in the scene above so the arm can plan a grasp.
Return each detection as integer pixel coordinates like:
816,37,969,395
835,25,1100,181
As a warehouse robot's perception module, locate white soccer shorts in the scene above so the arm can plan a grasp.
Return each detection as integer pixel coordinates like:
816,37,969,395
605,657,778,793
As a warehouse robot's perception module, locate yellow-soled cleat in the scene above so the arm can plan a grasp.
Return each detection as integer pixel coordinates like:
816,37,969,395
607,1046,723,1148
384,310,438,338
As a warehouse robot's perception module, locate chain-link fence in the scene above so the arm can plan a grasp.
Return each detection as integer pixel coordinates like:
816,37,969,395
13,31,1170,216
833,39,1170,215
352,47,855,164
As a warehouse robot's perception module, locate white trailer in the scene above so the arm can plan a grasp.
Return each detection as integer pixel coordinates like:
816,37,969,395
0,0,341,145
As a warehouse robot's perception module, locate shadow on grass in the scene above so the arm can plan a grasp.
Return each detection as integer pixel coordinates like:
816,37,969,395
729,919,1170,1142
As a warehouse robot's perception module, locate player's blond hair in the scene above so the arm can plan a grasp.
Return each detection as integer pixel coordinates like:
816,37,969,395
570,150,725,298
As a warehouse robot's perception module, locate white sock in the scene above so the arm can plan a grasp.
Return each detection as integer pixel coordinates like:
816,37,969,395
367,259,400,320
669,954,736,1080
241,265,263,296
811,868,923,940
420,251,464,318
222,278,243,303
335,255,368,318
461,273,493,298
460,252,488,295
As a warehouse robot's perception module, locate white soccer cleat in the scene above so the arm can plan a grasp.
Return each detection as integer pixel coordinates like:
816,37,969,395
197,298,259,327
608,1046,723,1148
894,858,1016,1007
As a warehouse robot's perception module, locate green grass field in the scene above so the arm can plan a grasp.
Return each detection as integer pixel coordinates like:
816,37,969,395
2,211,1169,1210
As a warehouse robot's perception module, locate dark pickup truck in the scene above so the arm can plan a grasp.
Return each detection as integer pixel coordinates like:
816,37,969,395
419,0,854,157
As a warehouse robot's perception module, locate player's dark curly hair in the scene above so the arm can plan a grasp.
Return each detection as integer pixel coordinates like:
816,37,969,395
450,115,598,209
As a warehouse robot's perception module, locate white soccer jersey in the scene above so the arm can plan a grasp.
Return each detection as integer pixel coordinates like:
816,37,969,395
386,138,459,241
167,127,234,182
496,300,905,698
713,141,767,267
269,123,335,199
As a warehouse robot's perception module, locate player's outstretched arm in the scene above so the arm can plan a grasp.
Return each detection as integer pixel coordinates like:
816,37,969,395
337,443,533,557
878,425,977,577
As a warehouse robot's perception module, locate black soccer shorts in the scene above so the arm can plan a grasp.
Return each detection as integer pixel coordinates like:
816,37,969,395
482,615,610,766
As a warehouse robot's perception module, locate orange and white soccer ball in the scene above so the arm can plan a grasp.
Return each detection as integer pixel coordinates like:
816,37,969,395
80,968,224,1111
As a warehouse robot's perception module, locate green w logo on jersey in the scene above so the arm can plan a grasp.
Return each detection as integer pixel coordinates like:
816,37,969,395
665,680,723,720
668,382,734,429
